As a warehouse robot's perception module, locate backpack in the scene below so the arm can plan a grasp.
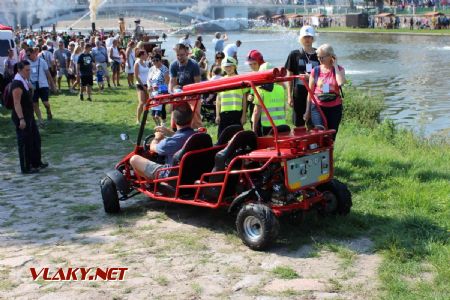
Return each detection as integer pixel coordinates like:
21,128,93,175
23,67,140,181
2,82,14,109
313,66,344,99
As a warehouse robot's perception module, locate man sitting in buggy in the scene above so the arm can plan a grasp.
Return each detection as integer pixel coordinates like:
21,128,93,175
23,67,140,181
129,103,194,179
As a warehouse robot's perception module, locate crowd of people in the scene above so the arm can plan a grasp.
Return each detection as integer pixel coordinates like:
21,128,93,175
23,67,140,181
2,26,346,175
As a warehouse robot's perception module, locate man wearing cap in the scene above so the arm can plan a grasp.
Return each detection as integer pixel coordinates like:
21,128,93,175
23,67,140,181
216,56,247,138
246,50,266,129
284,25,319,127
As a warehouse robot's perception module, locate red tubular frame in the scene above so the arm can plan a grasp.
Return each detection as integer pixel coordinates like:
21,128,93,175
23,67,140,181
116,69,333,216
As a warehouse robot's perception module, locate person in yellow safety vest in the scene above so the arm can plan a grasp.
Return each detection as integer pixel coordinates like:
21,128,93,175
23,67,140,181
215,56,248,139
251,63,287,136
246,50,266,128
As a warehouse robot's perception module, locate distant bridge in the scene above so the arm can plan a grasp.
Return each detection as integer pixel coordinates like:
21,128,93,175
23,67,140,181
0,0,351,27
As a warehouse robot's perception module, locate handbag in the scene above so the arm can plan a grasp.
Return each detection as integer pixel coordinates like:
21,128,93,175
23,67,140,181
317,93,338,102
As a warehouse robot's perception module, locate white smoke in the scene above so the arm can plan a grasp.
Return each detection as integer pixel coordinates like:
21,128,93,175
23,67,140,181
0,0,77,27
180,0,210,16
89,0,103,22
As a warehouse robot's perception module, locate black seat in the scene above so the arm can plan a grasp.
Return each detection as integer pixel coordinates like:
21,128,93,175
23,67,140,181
159,133,213,197
171,133,213,168
216,124,244,146
201,130,257,200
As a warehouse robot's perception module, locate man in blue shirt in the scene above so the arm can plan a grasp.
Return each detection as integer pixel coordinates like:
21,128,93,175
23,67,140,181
92,39,111,88
130,103,195,179
212,32,228,53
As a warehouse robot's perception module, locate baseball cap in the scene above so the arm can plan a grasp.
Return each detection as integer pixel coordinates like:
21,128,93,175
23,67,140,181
299,25,315,38
246,50,265,66
221,56,237,67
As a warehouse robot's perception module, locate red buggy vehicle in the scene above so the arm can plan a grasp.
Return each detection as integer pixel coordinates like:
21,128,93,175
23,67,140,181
100,68,352,250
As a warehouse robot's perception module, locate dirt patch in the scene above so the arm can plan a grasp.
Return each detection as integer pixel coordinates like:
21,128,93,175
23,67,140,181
0,152,382,299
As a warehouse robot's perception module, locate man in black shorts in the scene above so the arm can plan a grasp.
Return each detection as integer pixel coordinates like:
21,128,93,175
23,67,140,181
77,43,95,101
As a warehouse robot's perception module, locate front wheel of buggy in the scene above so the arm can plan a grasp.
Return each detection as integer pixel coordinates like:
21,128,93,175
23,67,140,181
100,176,120,214
236,203,279,250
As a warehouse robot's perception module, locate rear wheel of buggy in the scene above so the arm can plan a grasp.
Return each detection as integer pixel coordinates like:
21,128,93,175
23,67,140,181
236,203,279,250
317,179,352,216
100,176,120,214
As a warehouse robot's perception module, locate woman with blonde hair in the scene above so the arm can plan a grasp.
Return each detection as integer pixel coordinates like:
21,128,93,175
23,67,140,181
125,40,136,88
70,45,83,92
304,44,346,140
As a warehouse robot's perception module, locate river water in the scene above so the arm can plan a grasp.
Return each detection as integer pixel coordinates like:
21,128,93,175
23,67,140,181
164,31,450,136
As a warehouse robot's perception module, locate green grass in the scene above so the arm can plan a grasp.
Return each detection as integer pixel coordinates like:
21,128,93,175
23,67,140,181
0,76,448,299
271,266,299,279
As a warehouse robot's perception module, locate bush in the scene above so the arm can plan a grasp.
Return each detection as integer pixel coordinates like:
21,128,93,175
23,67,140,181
342,86,384,128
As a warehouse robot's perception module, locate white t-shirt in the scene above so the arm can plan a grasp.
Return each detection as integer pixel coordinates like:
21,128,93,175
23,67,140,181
224,44,238,57
105,37,116,49
179,37,191,48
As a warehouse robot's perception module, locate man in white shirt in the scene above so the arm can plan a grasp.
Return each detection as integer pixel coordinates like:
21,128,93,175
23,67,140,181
223,40,242,61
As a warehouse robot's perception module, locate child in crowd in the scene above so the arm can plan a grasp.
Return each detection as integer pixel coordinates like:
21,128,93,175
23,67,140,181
150,83,163,126
96,64,105,92
210,66,223,80
215,57,247,138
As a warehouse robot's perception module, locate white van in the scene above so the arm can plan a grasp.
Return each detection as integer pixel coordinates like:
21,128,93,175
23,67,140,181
0,29,18,75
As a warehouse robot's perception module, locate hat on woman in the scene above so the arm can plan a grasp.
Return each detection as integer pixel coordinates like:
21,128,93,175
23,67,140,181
299,25,315,38
221,56,237,67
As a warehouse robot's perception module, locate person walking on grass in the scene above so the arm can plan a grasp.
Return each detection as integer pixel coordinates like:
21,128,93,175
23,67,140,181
53,41,72,92
11,60,48,174
70,45,82,92
27,47,57,126
77,43,95,102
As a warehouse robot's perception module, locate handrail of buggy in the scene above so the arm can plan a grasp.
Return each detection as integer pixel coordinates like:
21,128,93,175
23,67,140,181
142,70,328,142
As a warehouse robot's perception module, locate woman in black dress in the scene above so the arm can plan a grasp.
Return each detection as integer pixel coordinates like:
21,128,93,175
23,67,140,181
11,61,48,173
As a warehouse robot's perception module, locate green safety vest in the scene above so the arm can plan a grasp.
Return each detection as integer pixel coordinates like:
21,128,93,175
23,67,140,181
258,84,286,127
219,88,245,112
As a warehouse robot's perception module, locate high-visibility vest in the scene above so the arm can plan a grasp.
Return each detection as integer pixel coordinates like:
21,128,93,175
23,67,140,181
259,84,286,127
219,76,245,112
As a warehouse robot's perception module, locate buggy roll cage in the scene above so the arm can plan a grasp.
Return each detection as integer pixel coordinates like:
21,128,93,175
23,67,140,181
135,67,327,153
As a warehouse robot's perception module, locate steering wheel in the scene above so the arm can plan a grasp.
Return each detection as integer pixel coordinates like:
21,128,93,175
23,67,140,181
142,134,155,152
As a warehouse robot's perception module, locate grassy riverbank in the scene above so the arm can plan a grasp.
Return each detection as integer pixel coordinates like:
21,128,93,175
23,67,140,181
0,81,448,299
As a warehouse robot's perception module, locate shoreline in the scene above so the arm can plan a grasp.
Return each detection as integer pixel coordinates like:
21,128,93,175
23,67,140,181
248,26,450,36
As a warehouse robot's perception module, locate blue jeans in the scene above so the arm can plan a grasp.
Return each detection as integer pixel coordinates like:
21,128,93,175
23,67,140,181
311,103,343,140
